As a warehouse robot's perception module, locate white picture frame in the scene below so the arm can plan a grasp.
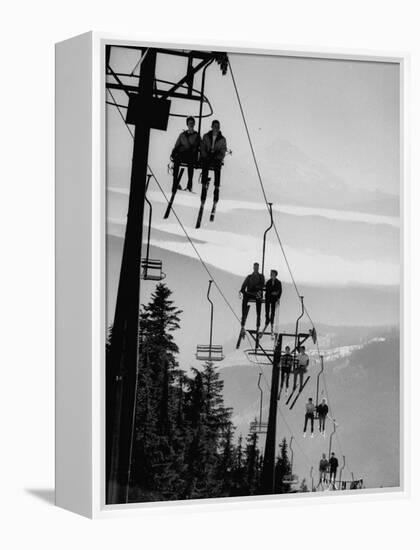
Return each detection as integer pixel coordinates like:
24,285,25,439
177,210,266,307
55,31,409,518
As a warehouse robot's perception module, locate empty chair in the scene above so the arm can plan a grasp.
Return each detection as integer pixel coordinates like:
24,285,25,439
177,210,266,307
196,280,224,363
141,258,166,281
195,344,224,362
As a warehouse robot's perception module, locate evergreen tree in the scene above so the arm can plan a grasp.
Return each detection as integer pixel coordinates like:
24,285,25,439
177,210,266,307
126,283,248,502
218,423,235,495
274,437,292,494
244,431,261,495
130,284,185,501
299,478,309,493
183,362,234,499
230,435,248,496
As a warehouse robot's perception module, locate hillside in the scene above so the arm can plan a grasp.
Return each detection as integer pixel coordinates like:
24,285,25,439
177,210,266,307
219,332,400,490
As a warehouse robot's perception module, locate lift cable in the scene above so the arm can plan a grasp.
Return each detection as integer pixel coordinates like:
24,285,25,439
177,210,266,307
228,60,302,304
229,60,323,344
312,336,349,471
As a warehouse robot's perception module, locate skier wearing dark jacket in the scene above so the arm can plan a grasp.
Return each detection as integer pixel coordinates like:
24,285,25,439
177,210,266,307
329,453,339,483
319,453,329,485
264,270,282,328
240,262,265,328
280,345,293,393
200,120,227,204
316,398,329,434
171,116,200,192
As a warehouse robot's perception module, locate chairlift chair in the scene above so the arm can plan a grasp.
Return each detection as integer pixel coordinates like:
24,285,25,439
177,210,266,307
236,206,274,349
141,175,166,282
282,436,299,485
282,474,299,485
250,419,268,435
141,258,166,281
196,344,224,362
244,347,274,366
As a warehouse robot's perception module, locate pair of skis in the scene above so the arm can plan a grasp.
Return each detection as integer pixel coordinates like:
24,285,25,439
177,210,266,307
196,199,217,228
196,178,218,229
277,375,310,409
164,173,218,229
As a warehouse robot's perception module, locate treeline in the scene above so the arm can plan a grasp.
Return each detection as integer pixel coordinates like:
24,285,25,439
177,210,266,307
111,283,303,502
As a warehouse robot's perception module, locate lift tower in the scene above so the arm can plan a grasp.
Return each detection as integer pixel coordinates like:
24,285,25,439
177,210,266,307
260,328,311,494
105,46,228,504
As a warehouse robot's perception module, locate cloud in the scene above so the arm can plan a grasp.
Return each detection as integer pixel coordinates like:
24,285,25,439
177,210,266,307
106,218,399,287
107,185,399,287
108,187,399,228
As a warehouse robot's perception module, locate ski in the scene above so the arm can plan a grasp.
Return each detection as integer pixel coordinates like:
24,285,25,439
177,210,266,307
236,327,246,349
289,376,311,410
210,202,217,222
195,204,205,228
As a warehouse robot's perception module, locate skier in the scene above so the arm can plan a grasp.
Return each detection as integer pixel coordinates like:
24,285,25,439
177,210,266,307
263,269,282,337
329,452,339,485
318,453,329,486
316,397,329,436
280,345,293,395
171,116,200,192
239,262,265,332
294,345,310,391
303,397,316,438
200,120,227,215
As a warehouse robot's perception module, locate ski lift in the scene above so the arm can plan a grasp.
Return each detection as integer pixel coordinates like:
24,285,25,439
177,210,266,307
350,479,364,490
285,297,312,410
141,175,166,282
250,419,268,434
262,203,274,280
283,436,299,485
282,475,299,485
236,204,274,349
339,455,346,487
328,419,337,458
339,473,363,490
315,355,325,409
251,373,268,434
160,54,229,222
195,280,225,362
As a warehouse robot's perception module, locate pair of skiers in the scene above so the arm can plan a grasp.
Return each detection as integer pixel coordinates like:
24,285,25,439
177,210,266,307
303,397,329,437
171,117,227,203
280,345,309,396
239,263,282,336
319,452,339,486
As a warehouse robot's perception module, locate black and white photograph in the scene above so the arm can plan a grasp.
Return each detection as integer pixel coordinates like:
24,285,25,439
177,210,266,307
105,43,400,505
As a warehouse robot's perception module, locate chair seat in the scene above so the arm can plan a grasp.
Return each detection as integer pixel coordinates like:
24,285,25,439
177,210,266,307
250,420,268,434
196,345,224,362
244,349,273,365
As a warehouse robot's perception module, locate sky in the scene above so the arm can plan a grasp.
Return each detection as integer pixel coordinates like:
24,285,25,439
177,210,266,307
105,46,401,492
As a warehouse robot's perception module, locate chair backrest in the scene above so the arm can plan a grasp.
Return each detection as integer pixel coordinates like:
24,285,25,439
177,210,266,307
250,420,268,434
141,258,165,281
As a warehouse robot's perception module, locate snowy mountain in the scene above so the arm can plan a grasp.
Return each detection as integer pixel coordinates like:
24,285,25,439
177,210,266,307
225,138,399,216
